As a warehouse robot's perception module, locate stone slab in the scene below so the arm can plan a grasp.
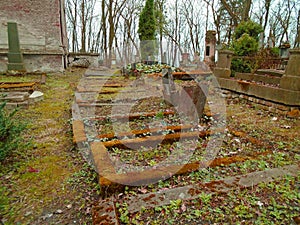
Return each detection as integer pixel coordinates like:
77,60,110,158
235,72,281,85
122,164,300,214
92,197,119,225
93,164,299,224
5,101,29,109
102,131,210,149
91,142,116,176
0,91,29,102
97,124,195,140
218,77,300,106
72,120,87,143
29,91,44,103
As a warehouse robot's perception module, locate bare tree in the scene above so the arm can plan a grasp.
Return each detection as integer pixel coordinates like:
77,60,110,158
295,9,300,47
66,0,79,52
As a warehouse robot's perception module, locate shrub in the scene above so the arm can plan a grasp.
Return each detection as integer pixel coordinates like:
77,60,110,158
0,101,26,161
233,33,259,56
234,20,263,41
231,20,263,74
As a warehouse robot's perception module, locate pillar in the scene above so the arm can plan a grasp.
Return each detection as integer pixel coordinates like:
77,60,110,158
280,49,300,91
214,50,234,78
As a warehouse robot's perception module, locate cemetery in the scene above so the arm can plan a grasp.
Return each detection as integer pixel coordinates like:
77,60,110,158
0,0,299,224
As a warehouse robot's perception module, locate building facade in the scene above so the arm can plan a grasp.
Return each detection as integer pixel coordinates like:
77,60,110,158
0,0,68,73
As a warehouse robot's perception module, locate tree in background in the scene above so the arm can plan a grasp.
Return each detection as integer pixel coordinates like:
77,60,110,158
138,0,157,60
231,20,263,74
155,0,167,62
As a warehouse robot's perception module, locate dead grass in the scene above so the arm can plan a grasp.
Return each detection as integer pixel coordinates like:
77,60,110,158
0,68,98,224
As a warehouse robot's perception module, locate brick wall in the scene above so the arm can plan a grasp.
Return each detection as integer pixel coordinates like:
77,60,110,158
0,0,68,72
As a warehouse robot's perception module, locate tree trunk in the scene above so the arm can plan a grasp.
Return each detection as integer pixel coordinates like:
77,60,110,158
242,0,252,21
101,0,108,65
81,0,86,52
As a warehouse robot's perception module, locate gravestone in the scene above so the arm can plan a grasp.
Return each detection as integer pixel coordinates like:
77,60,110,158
162,69,207,122
280,49,300,91
214,50,234,78
162,68,178,104
7,22,26,72
177,81,207,123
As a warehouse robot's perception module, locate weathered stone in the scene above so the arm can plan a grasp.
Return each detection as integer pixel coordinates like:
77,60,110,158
97,124,194,140
0,92,29,102
72,120,87,143
91,142,116,176
178,81,207,122
7,22,25,72
280,49,300,91
101,131,210,149
29,91,44,103
214,50,234,78
235,72,281,85
117,164,299,214
92,197,119,225
218,77,300,106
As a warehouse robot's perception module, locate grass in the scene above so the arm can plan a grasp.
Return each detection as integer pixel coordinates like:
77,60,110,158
0,69,100,224
117,175,299,224
0,71,299,224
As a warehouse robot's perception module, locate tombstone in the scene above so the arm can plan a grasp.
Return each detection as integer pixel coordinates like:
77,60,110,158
111,51,117,68
135,54,140,63
214,50,234,78
259,32,264,48
280,49,300,91
177,81,207,123
162,68,178,104
162,52,167,64
267,36,275,48
181,52,190,66
193,52,200,64
7,22,26,72
279,43,290,59
162,68,207,123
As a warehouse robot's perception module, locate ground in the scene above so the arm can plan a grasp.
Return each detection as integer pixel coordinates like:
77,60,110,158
0,68,299,224
0,68,98,224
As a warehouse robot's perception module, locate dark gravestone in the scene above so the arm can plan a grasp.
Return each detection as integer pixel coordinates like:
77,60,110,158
162,68,178,105
7,22,26,72
177,81,207,123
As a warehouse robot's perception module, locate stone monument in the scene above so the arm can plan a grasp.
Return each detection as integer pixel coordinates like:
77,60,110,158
7,22,26,72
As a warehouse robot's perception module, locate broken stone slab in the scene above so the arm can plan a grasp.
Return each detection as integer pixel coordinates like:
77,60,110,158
101,130,210,149
92,197,119,225
72,120,88,143
97,124,195,140
0,82,36,92
120,164,299,214
0,92,29,102
93,164,299,224
5,101,29,109
29,91,44,103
